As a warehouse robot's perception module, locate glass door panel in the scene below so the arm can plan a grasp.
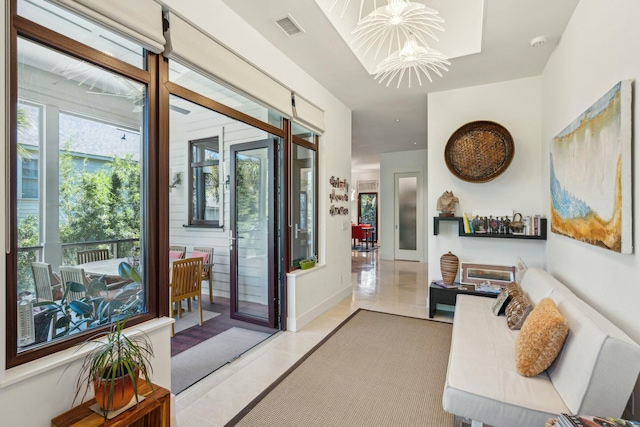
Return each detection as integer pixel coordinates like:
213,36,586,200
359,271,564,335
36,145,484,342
230,139,276,327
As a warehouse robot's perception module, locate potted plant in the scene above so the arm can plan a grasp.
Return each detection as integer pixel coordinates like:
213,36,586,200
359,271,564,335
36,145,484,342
299,255,317,270
73,316,154,419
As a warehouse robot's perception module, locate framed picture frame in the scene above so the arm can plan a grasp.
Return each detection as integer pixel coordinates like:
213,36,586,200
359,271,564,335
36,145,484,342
460,263,516,286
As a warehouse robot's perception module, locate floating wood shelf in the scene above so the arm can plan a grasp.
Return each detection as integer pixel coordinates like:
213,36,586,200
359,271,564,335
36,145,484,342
433,216,547,240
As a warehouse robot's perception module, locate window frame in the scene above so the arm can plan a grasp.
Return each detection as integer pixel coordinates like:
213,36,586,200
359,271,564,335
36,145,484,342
188,136,222,227
7,5,163,368
288,130,319,271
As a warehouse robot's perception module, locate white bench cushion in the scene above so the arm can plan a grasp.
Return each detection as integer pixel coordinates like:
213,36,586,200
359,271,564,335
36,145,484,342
443,295,568,427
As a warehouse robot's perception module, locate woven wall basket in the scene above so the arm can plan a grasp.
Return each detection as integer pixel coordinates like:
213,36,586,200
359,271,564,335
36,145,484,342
444,121,514,183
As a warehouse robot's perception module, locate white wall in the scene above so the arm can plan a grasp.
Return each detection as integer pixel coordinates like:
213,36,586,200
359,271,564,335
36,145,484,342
427,77,545,285
379,150,428,262
541,0,640,347
0,1,352,424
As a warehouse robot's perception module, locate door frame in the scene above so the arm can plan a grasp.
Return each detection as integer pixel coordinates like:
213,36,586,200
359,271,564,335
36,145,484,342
357,192,378,243
229,139,278,328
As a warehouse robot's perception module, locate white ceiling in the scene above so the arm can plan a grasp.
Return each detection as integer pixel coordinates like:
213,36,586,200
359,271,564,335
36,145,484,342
220,0,580,173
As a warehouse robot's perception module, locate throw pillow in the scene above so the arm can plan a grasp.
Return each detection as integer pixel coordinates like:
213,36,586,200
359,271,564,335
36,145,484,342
505,293,532,330
169,250,183,260
506,281,521,298
515,298,569,377
191,250,209,264
491,287,511,316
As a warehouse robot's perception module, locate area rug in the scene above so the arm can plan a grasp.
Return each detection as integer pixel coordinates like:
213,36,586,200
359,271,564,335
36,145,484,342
226,309,453,427
171,327,274,394
173,306,220,334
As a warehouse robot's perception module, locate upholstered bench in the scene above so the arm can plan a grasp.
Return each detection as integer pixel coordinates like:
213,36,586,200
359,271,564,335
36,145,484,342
443,268,640,427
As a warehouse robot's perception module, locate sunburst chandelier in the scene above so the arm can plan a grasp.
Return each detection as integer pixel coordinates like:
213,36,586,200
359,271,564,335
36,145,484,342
374,35,450,88
328,0,450,88
351,0,444,60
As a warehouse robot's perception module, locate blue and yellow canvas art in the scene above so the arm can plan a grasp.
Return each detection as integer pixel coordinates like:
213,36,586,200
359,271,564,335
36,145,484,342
550,81,632,253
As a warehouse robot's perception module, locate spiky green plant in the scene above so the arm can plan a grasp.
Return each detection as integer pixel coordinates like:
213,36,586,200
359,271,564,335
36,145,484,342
73,317,153,420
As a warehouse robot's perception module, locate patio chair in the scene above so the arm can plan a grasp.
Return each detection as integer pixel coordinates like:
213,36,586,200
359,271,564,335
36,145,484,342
77,248,111,265
59,266,89,301
31,262,61,302
170,257,203,336
169,245,187,260
192,247,214,303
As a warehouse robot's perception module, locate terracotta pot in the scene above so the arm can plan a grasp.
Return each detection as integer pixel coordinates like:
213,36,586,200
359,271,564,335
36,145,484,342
93,366,139,412
440,252,459,285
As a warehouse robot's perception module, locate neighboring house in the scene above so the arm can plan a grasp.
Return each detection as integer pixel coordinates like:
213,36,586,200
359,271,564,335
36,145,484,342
17,102,140,224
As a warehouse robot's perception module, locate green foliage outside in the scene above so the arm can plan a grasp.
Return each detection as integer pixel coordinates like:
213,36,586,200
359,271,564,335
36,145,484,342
59,148,140,265
360,194,376,225
59,148,140,241
17,147,141,295
236,156,261,233
17,215,39,295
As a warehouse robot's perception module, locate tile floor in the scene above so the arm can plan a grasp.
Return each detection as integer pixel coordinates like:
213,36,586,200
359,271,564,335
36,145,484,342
173,250,453,426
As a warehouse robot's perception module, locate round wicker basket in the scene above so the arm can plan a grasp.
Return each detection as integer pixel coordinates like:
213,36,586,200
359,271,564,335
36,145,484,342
444,121,514,183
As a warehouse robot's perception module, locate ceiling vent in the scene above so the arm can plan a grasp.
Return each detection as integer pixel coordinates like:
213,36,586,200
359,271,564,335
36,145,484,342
275,14,305,36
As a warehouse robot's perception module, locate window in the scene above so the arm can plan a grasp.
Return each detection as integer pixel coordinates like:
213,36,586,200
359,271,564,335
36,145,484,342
169,60,283,128
21,158,38,199
9,0,158,367
189,137,221,227
290,126,318,269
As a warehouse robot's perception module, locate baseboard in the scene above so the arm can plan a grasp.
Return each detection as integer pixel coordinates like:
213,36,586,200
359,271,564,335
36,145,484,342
287,284,352,332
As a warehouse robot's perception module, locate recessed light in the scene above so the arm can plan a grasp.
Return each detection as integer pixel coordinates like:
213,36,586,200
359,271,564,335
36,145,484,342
414,142,417,145
395,119,401,122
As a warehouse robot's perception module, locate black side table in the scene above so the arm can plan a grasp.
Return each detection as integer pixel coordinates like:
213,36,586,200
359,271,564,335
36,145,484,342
428,282,499,318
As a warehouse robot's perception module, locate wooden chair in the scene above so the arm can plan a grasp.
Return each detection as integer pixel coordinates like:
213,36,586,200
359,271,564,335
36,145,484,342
169,257,203,336
59,266,89,301
192,247,215,303
77,248,111,265
31,262,61,302
169,245,187,260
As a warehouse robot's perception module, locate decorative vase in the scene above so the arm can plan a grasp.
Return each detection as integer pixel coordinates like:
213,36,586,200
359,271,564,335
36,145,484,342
440,252,459,285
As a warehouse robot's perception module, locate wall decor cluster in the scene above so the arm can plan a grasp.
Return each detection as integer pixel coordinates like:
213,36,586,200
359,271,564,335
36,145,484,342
445,120,514,183
329,176,350,216
550,80,632,254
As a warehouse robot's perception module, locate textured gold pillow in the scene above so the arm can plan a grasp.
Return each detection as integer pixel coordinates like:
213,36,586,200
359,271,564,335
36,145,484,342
515,298,569,377
505,293,532,330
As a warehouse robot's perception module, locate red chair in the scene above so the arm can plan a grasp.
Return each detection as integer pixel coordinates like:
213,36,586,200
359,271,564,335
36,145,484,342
352,224,366,249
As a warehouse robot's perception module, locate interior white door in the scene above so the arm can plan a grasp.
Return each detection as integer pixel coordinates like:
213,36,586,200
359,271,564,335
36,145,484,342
394,172,422,261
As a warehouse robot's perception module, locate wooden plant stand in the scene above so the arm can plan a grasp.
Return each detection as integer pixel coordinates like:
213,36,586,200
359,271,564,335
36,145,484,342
51,382,170,427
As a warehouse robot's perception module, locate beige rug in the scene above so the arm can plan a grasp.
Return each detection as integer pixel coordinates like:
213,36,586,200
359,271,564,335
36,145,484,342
226,309,454,427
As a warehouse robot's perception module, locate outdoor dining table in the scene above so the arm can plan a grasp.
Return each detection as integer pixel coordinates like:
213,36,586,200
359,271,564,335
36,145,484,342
75,257,129,278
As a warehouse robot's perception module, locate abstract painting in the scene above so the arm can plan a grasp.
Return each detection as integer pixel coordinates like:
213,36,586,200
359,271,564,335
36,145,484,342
550,81,632,253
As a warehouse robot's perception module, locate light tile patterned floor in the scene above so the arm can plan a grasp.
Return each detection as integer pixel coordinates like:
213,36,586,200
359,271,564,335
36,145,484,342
173,251,452,427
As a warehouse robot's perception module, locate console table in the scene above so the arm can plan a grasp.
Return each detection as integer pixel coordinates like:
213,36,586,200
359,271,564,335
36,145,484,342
51,382,170,427
429,282,498,318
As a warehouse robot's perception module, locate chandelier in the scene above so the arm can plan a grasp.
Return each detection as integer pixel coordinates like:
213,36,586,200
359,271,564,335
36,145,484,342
328,0,450,88
374,35,450,88
351,0,444,60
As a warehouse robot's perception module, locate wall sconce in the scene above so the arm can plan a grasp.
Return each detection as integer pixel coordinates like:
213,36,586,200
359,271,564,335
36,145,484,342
225,175,230,189
169,172,182,190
